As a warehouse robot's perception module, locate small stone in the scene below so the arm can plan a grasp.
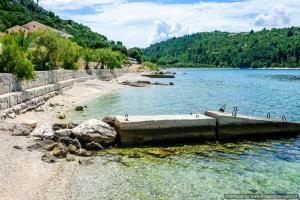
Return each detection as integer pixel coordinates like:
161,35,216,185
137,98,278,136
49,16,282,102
35,108,45,112
27,143,42,151
75,149,87,156
65,156,75,162
75,106,84,111
7,113,16,119
52,123,68,131
58,137,81,149
49,103,59,108
58,114,66,120
85,142,103,151
68,144,77,154
52,143,68,158
75,149,92,157
37,139,57,151
42,153,56,163
13,145,22,150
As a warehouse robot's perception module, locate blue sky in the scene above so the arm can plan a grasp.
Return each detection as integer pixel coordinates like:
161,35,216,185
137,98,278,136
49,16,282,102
40,0,300,48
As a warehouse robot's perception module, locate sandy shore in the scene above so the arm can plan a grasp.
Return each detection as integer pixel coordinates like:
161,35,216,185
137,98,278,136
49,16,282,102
0,72,145,200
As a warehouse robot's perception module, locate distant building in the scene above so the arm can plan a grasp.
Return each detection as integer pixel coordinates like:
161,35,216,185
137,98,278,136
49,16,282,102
6,21,72,38
7,25,28,35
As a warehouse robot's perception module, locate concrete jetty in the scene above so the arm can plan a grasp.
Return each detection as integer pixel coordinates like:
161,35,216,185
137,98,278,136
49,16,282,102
204,111,300,140
113,112,300,146
114,114,216,145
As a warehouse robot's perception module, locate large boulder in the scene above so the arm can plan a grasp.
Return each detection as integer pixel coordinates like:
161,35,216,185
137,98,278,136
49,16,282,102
12,120,37,136
31,123,54,139
72,119,117,147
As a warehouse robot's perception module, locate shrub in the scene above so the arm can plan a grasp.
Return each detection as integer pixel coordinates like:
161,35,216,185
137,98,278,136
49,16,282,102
141,61,158,71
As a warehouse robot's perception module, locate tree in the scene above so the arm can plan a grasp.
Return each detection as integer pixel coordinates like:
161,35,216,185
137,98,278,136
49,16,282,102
128,47,142,63
60,39,81,70
82,48,93,70
93,48,123,69
0,33,35,79
29,30,63,70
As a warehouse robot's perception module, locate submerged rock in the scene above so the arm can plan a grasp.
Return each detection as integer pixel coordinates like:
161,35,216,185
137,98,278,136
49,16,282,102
72,119,117,147
75,106,84,111
146,149,173,158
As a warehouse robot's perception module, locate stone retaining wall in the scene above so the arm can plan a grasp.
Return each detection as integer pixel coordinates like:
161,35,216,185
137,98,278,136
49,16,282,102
0,68,134,119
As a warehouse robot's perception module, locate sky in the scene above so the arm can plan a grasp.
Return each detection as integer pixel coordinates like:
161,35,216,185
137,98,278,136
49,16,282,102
39,0,300,48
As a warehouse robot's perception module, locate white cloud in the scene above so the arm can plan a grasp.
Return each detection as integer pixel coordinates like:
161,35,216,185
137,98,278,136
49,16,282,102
39,0,300,48
150,20,189,44
255,5,291,27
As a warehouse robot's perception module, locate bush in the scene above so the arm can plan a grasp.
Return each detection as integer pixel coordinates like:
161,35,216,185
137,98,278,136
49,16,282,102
141,61,158,71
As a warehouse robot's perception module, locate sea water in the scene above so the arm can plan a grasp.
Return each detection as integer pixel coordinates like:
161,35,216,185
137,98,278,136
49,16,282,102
68,69,300,200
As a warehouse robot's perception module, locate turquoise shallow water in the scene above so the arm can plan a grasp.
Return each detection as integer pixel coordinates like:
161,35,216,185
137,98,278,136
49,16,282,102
70,69,300,122
68,69,300,199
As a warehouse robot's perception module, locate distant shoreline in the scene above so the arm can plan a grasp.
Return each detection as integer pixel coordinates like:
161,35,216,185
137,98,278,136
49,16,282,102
164,67,300,70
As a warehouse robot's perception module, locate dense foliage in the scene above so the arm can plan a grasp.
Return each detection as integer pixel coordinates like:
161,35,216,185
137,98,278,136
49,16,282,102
0,32,35,79
0,0,127,51
81,47,126,70
128,47,143,64
144,28,300,68
0,30,81,78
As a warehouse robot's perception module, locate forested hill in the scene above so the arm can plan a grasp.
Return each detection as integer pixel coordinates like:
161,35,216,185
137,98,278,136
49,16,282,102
143,28,300,68
0,0,127,53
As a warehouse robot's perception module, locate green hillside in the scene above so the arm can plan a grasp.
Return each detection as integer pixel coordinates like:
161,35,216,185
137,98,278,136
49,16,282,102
0,0,127,54
143,28,300,68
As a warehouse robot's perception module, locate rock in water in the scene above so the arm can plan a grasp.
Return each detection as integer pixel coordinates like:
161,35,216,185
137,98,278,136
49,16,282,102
72,119,117,147
75,106,84,111
42,153,56,163
31,123,54,139
52,143,68,158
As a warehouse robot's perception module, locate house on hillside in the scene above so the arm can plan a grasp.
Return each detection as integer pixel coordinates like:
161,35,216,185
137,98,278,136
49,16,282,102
6,21,72,38
7,25,29,35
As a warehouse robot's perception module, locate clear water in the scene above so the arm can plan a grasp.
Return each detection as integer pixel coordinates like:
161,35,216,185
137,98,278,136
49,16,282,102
68,69,300,200
70,69,300,122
